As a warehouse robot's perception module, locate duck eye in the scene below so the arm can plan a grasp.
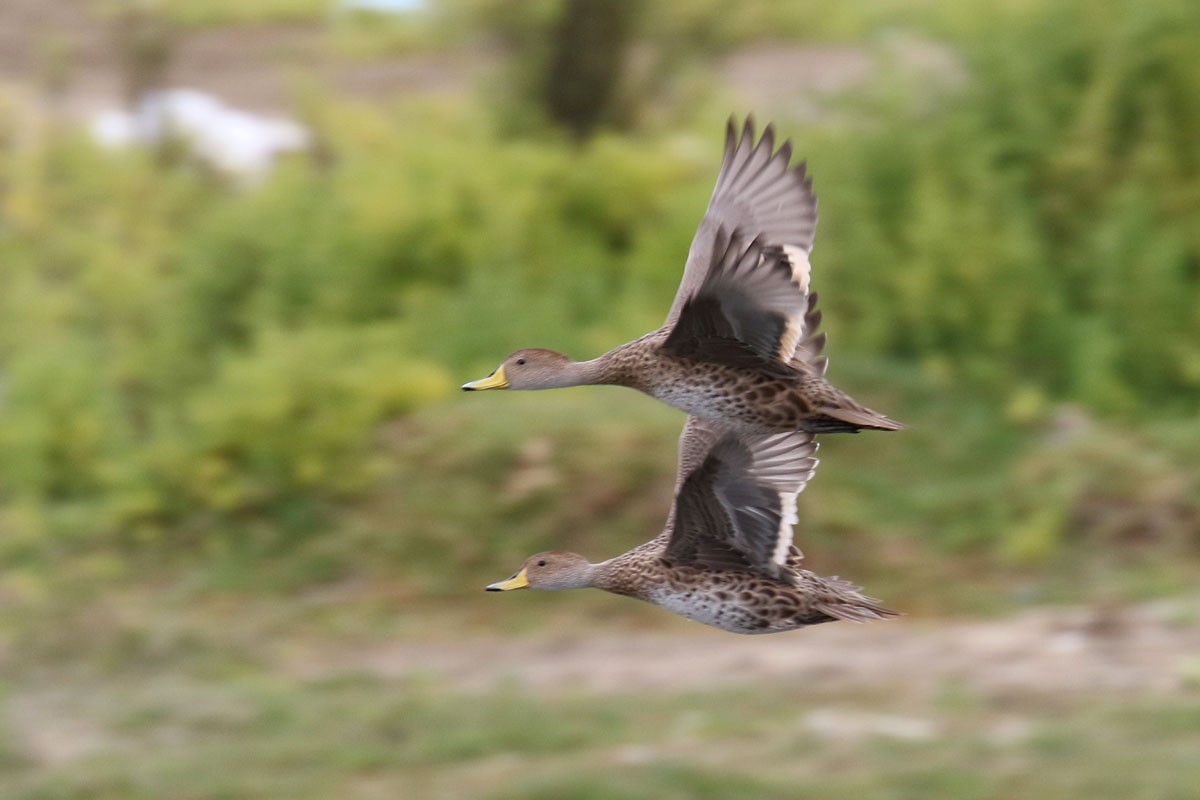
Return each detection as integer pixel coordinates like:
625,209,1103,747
516,358,526,366
537,559,547,567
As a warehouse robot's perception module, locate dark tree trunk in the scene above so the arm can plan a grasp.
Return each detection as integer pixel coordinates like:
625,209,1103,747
543,0,638,140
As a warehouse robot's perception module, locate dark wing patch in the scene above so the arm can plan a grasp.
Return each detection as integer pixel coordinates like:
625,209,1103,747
662,230,808,373
664,430,820,580
714,469,788,573
663,454,756,573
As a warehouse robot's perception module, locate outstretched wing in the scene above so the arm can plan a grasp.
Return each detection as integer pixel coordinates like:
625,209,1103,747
666,117,818,331
664,429,819,580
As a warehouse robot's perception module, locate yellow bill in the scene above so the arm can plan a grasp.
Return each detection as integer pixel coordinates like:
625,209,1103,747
462,365,509,391
486,567,530,591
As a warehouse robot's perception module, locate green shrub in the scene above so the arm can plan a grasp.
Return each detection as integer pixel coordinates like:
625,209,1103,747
173,323,450,514
806,0,1200,410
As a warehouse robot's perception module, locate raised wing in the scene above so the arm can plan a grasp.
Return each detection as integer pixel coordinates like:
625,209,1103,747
664,430,819,580
665,117,818,331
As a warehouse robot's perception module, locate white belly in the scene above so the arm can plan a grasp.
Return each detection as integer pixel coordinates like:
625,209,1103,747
645,587,773,634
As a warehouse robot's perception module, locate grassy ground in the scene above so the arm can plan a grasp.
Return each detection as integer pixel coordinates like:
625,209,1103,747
4,617,1199,799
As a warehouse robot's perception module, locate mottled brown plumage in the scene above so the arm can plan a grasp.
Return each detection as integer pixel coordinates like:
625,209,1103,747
463,118,901,435
486,419,895,634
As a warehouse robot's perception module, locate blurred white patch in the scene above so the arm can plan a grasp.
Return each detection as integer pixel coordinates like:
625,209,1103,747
614,744,657,765
90,108,139,148
986,715,1034,746
804,708,938,742
340,0,425,12
1048,630,1088,654
89,89,309,183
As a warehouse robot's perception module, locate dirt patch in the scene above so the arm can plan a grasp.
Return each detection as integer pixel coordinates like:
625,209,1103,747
284,597,1200,698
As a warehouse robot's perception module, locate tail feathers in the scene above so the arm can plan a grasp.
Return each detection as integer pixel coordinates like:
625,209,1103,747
806,405,904,434
815,576,899,623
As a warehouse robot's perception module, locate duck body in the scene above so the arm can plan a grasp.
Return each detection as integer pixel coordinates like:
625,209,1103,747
492,327,901,435
618,336,896,435
487,421,895,635
594,546,888,634
464,118,902,434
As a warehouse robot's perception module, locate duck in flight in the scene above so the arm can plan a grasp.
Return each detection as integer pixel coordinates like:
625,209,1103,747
463,117,901,434
486,416,894,633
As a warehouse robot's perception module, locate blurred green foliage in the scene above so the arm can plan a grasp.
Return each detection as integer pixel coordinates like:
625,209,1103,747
0,0,1198,598
0,123,458,552
801,0,1200,413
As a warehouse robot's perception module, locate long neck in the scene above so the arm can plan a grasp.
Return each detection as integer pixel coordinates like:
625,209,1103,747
588,555,647,599
562,353,626,387
569,337,653,388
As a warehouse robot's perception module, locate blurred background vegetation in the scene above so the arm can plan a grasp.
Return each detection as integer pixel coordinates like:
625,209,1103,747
0,0,1198,797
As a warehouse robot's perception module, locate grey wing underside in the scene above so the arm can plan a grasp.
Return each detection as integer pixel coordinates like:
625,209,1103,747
661,419,819,580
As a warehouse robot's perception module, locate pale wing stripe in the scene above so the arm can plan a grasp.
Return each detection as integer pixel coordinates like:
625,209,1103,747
772,244,813,362
771,490,801,569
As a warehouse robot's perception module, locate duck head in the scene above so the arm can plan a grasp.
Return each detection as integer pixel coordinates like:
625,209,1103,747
485,551,595,591
462,349,578,391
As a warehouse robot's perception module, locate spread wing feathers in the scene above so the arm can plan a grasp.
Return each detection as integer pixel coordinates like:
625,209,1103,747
790,292,829,376
666,116,818,329
663,229,810,366
665,430,819,580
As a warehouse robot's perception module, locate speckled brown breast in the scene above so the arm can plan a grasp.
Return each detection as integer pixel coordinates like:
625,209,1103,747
624,351,826,434
589,330,888,434
596,547,851,635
